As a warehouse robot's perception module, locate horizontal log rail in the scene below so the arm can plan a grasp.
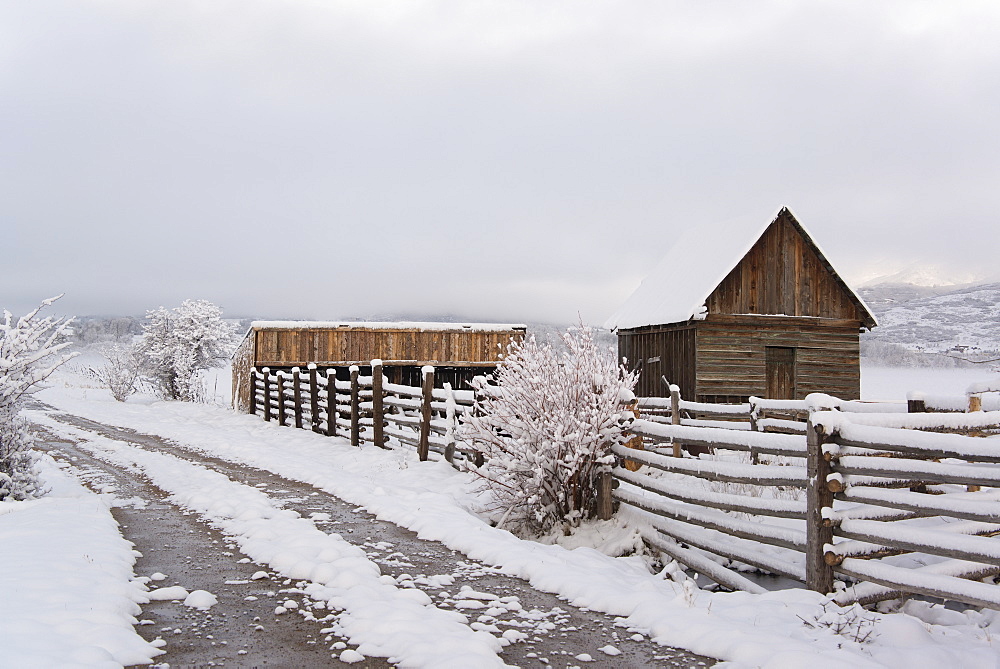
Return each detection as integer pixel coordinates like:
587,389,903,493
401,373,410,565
614,406,1000,610
635,386,992,438
613,466,807,519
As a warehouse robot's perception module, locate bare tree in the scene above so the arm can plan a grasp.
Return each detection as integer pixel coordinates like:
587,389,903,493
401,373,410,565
87,343,142,402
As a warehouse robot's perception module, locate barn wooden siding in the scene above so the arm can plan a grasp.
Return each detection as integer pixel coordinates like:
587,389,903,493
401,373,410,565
232,324,525,412
705,210,875,327
696,315,861,402
617,315,861,402
253,327,519,368
617,324,696,399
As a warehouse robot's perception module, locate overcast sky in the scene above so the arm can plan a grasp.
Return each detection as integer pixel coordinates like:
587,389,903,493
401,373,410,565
4,1,999,325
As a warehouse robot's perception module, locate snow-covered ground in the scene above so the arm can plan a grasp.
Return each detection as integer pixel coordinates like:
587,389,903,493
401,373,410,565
7,362,1000,667
0,455,163,668
861,365,997,401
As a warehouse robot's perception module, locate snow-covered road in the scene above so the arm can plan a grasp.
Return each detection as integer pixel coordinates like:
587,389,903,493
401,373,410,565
35,409,706,668
8,380,1000,668
35,424,371,667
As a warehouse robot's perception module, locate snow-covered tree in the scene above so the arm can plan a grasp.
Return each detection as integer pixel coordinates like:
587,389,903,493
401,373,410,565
0,296,77,501
458,324,637,536
136,300,235,401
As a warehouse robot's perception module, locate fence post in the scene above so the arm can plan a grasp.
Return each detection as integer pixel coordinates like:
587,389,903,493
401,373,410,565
325,370,337,437
372,359,386,448
262,368,272,423
292,367,303,429
806,414,835,594
444,382,457,465
308,364,320,432
670,385,681,458
350,366,360,447
907,392,927,413
970,394,983,412
249,369,259,417
596,467,614,520
418,366,434,461
276,370,287,426
748,398,760,464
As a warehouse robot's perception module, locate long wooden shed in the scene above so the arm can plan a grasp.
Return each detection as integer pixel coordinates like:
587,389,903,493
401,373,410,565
232,321,526,412
605,207,877,402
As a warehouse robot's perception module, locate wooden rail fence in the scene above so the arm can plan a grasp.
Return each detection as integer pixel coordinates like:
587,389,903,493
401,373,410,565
249,360,483,465
636,386,997,436
247,365,1000,609
615,406,1000,609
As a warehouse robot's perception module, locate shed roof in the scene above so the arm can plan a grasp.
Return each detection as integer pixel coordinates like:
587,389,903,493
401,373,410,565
604,206,876,330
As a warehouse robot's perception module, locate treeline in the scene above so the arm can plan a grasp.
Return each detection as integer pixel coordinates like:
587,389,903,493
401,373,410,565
859,340,988,368
71,315,254,346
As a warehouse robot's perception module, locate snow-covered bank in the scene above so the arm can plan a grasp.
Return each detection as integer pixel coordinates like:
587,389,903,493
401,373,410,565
0,455,161,668
32,383,1000,668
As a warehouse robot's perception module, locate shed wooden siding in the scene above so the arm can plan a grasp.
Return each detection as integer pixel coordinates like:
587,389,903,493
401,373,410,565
695,315,861,401
253,327,519,368
705,210,870,324
616,325,696,399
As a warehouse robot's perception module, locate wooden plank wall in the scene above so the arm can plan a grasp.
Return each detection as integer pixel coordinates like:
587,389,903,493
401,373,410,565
696,315,861,401
706,213,862,321
254,328,521,367
617,325,696,399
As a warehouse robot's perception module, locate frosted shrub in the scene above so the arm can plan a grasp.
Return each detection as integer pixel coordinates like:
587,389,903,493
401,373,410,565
459,325,637,536
0,415,45,501
136,300,235,402
88,343,142,402
0,296,76,501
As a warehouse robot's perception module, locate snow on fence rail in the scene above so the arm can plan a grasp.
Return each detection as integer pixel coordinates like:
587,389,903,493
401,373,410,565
249,361,482,466
636,385,997,437
615,410,1000,609
812,411,1000,609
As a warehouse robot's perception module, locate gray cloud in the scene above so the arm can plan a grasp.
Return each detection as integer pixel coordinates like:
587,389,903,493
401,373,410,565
3,1,999,324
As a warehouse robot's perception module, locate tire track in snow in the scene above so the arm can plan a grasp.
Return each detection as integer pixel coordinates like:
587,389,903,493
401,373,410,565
35,427,378,668
33,414,509,668
35,408,713,668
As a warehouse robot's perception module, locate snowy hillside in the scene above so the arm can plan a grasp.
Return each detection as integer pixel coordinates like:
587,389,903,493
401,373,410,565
860,281,1000,357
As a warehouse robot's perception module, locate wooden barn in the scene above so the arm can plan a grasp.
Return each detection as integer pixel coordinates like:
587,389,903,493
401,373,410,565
605,207,877,402
232,321,526,412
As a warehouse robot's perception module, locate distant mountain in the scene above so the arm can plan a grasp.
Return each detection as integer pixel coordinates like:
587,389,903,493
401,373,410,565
858,262,993,289
860,280,1000,359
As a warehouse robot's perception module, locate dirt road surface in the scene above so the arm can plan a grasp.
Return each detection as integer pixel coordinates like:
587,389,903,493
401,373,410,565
35,410,715,669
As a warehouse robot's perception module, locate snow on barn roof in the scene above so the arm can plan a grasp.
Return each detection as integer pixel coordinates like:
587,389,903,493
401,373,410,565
604,206,875,331
250,321,527,332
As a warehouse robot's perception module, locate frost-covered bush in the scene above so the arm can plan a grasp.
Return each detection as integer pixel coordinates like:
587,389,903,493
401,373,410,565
459,324,637,536
136,300,235,402
87,343,142,402
0,296,76,501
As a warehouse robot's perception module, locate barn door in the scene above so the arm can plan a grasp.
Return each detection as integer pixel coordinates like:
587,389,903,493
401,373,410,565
765,346,796,399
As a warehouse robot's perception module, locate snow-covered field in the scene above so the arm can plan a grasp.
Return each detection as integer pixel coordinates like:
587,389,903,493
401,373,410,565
861,365,996,401
6,363,1000,667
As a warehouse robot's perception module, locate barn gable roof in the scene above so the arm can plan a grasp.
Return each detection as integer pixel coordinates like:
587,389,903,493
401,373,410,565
604,207,877,331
